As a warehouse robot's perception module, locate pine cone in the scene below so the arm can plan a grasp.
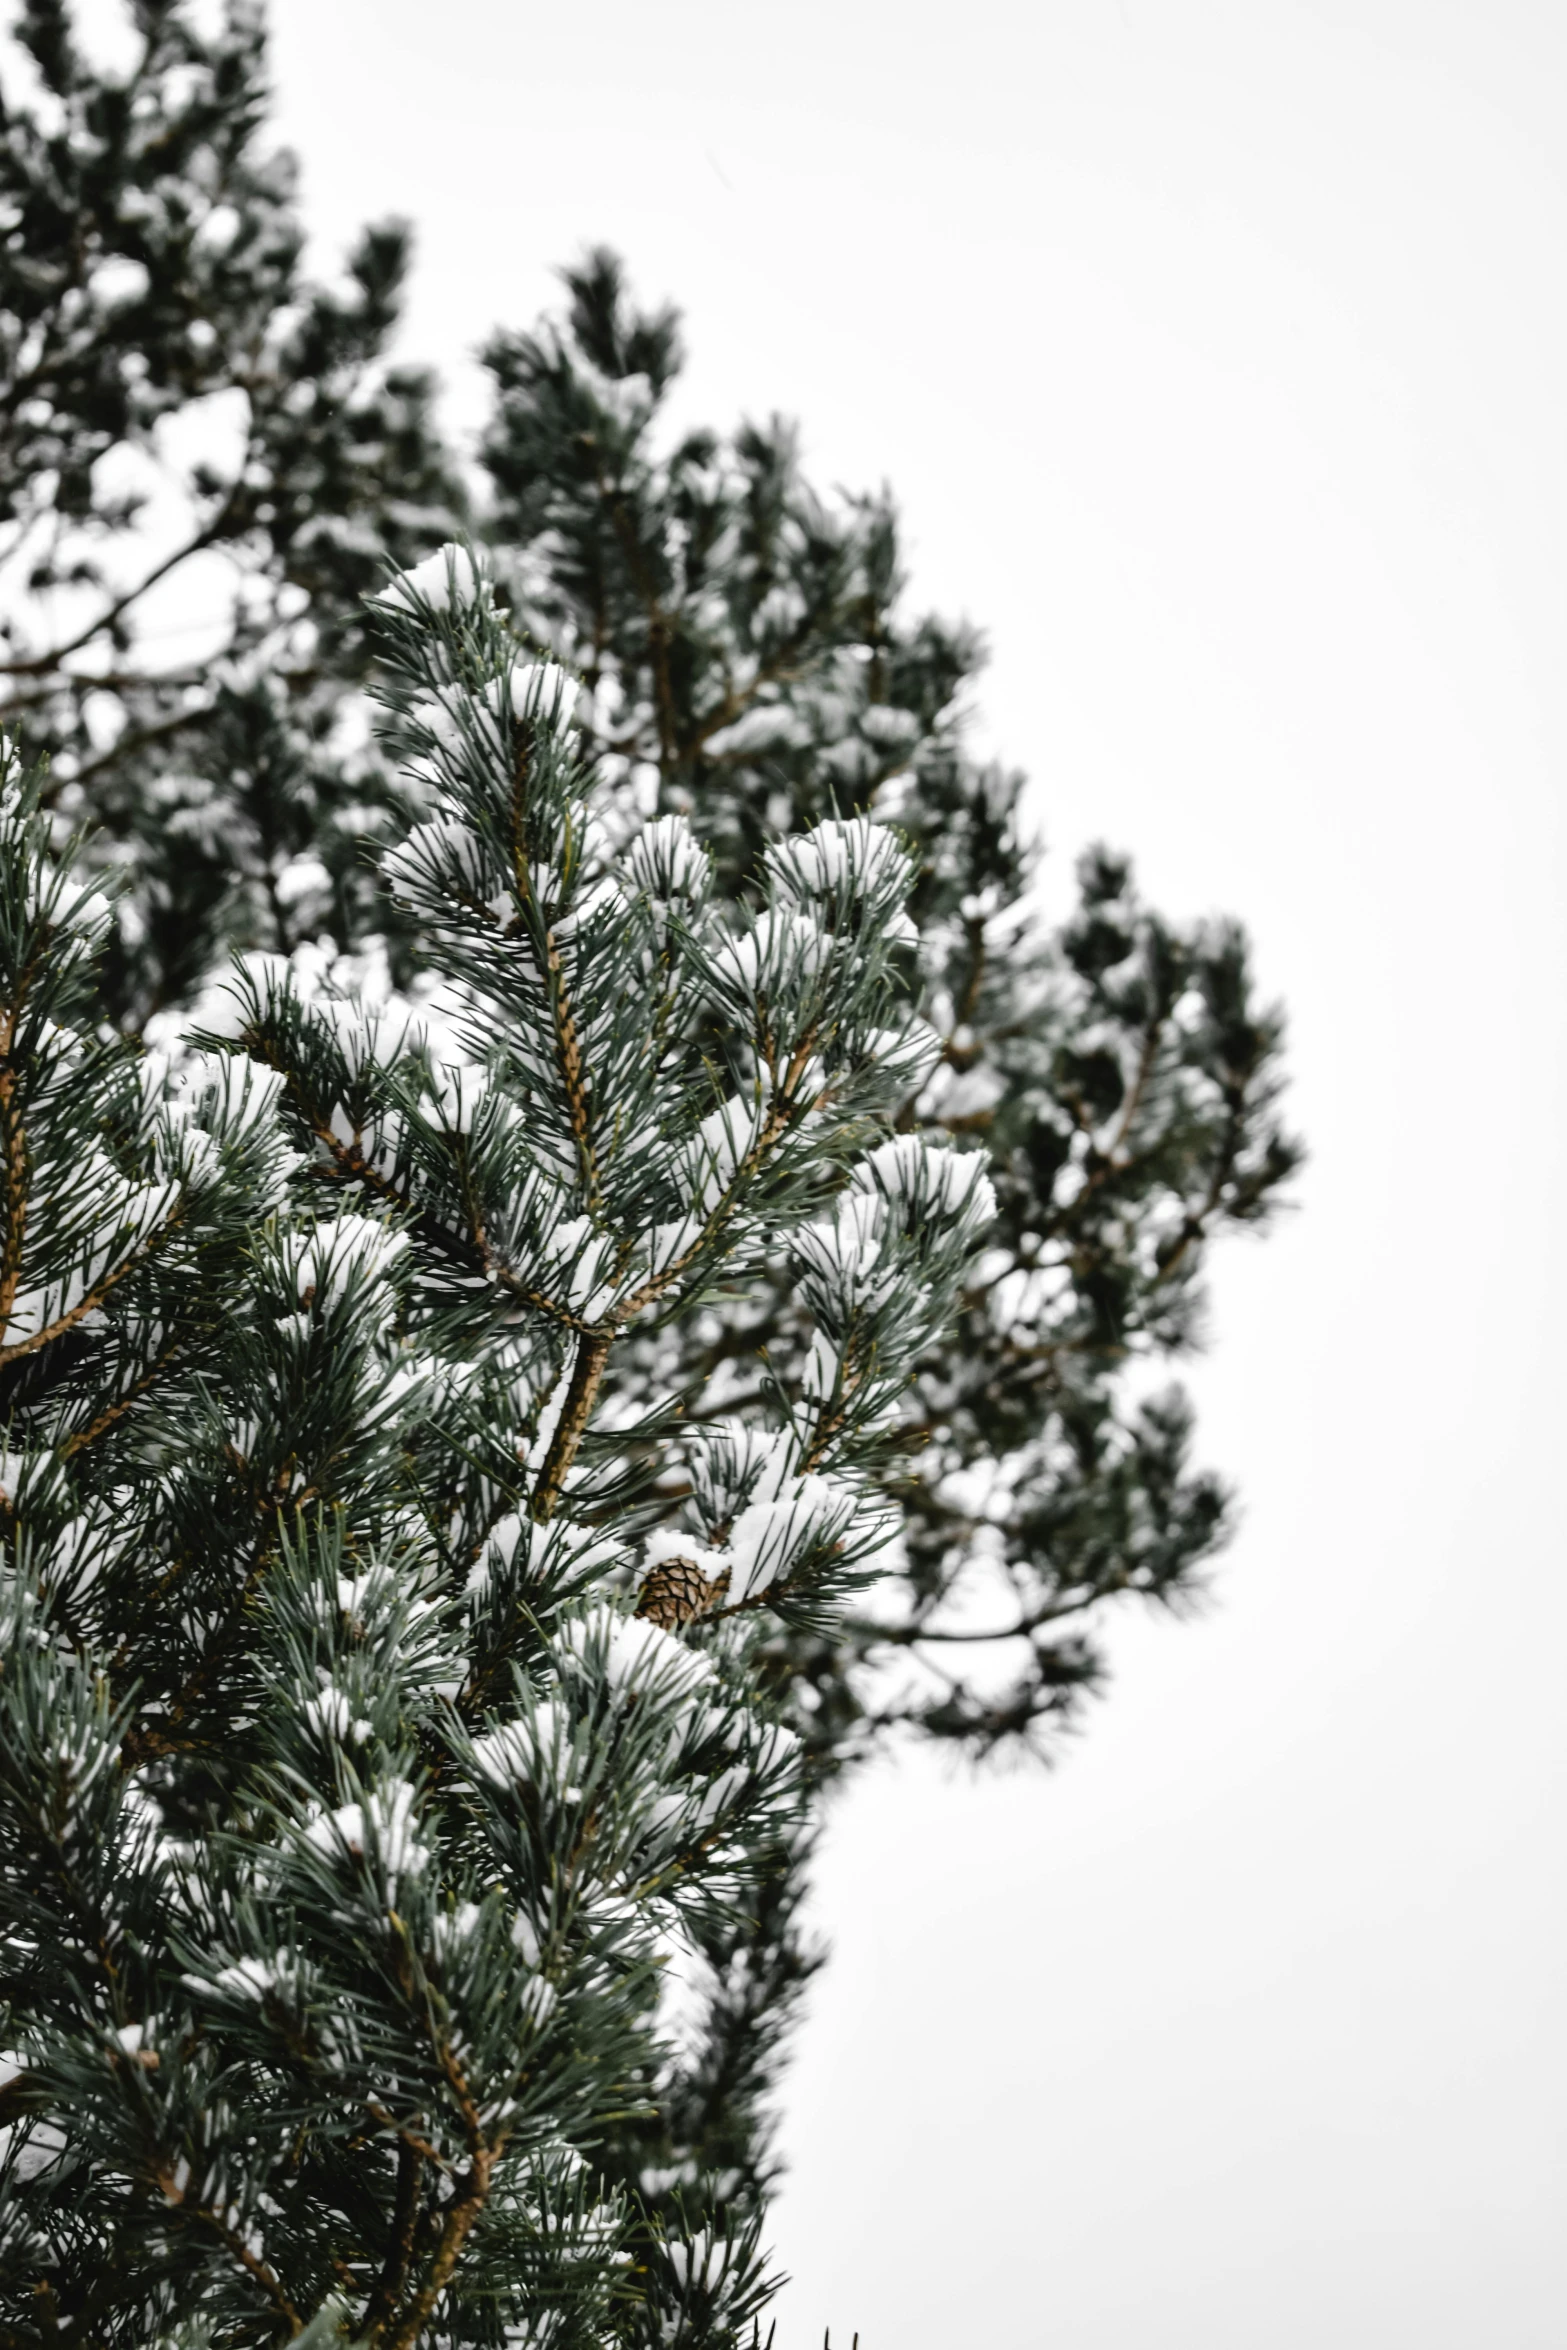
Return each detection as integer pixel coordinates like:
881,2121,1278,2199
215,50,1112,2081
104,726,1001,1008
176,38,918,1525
635,1555,728,1629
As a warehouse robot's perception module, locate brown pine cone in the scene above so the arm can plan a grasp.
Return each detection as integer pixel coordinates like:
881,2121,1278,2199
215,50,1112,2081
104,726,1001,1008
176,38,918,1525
635,1555,729,1629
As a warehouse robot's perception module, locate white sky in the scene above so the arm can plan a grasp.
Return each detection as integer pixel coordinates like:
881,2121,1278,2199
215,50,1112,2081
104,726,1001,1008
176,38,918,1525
257,4,1567,2343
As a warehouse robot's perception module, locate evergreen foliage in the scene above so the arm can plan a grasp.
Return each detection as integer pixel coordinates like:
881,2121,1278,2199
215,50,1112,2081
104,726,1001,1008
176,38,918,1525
0,5,1302,2336
479,255,1298,1758
0,552,993,2338
0,0,463,1021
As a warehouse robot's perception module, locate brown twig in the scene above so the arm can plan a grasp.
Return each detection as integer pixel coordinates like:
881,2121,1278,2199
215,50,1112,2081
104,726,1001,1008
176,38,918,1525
530,1330,612,1522
0,1010,28,1339
60,1338,183,1457
0,1208,180,1370
159,2169,302,2331
543,924,602,1213
360,2137,426,2342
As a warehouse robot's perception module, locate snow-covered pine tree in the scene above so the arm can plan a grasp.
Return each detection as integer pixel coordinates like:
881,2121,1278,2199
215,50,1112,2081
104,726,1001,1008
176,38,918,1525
0,0,1301,2296
1,2,1299,1768
0,544,994,2344
0,0,464,1023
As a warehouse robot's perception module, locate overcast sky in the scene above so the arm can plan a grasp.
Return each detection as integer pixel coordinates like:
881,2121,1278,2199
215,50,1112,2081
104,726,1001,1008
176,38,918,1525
256,5,1567,2343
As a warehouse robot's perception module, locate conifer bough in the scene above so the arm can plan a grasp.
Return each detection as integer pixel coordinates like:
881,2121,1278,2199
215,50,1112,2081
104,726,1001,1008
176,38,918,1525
0,546,995,2341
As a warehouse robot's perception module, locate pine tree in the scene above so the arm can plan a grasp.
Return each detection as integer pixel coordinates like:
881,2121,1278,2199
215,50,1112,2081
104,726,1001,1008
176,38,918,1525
0,545,994,2341
2,6,1298,1770
0,2,1302,2314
